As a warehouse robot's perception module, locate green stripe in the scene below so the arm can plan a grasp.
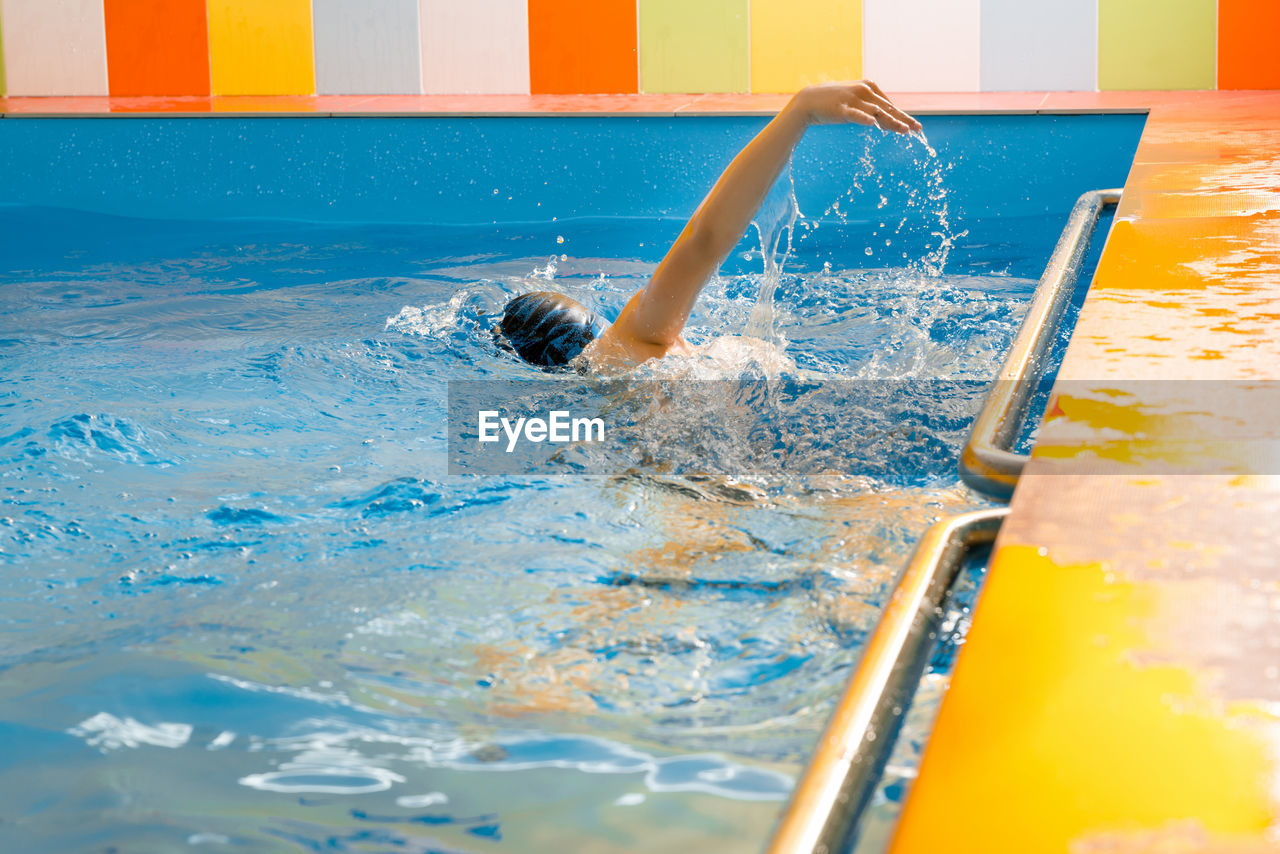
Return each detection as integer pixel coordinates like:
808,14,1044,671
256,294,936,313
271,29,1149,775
639,0,749,94
1099,0,1216,90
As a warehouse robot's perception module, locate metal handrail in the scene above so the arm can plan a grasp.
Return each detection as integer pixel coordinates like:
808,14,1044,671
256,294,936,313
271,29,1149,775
766,506,1009,854
960,188,1122,500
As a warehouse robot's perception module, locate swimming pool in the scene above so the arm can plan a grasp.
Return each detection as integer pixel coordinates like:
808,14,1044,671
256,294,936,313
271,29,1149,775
0,113,1142,852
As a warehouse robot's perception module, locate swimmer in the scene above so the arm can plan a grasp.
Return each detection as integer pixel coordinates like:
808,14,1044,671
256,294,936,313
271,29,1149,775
496,81,922,370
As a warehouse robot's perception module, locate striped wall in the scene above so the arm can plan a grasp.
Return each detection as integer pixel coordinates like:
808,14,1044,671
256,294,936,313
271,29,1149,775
0,0,1277,97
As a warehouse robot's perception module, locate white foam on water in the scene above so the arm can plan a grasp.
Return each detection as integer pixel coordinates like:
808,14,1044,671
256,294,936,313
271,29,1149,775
236,720,793,802
187,833,231,845
67,712,193,752
385,291,471,338
396,791,450,808
239,736,409,794
239,764,406,795
207,730,237,750
208,672,355,709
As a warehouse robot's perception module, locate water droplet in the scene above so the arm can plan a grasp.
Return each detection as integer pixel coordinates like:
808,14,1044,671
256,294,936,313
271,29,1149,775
556,236,564,244
864,247,873,256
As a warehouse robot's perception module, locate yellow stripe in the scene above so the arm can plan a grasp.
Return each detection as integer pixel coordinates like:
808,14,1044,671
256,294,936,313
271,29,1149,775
208,0,315,96
749,0,861,94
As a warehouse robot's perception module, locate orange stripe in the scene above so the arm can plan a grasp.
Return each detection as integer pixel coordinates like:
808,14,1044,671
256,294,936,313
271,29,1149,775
528,0,638,95
1219,0,1280,89
105,0,210,97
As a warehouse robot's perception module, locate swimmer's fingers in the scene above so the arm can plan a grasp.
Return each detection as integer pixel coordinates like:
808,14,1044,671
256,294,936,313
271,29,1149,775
852,81,920,133
843,99,913,135
797,81,921,134
862,89,922,133
862,101,916,134
865,79,899,108
840,105,878,127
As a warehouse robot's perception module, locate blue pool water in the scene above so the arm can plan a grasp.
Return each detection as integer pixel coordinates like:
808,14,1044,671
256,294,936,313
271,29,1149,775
0,114,1142,852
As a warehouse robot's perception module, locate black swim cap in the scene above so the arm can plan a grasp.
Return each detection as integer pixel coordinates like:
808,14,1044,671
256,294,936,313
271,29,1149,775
497,291,605,367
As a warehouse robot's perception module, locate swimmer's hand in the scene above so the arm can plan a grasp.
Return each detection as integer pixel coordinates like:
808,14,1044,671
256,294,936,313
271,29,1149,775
791,81,921,134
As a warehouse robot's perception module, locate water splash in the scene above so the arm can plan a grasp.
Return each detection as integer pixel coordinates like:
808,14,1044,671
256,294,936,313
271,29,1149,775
795,128,967,278
910,129,969,276
638,334,797,382
530,256,559,281
744,161,802,343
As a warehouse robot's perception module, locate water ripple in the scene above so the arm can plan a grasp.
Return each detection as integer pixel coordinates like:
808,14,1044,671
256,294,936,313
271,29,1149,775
47,413,171,465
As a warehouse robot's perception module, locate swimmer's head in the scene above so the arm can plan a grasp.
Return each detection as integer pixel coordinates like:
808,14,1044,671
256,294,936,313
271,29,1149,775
496,291,605,367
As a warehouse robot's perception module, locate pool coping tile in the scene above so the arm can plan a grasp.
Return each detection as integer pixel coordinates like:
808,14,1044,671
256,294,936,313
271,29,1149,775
0,93,708,117
0,90,1229,118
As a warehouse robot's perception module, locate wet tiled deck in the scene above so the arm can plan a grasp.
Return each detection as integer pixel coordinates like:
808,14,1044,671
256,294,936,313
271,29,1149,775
892,91,1280,853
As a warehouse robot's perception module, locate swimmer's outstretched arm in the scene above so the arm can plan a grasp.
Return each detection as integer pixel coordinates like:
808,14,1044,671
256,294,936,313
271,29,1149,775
587,81,921,367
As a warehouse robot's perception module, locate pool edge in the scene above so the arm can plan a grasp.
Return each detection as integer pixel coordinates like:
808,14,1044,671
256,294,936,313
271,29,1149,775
888,92,1280,852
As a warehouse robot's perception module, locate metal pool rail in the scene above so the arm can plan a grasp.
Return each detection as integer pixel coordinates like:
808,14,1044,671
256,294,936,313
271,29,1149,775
766,506,1009,854
960,188,1122,500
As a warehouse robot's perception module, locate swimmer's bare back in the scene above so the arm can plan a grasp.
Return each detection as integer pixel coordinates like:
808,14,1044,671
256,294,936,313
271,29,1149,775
583,81,921,371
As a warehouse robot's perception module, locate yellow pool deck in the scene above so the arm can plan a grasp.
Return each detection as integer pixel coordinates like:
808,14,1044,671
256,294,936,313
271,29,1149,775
5,89,1279,849
892,92,1280,853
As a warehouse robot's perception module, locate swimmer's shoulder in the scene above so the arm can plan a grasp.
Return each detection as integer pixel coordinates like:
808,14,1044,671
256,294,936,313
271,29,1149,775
580,324,690,372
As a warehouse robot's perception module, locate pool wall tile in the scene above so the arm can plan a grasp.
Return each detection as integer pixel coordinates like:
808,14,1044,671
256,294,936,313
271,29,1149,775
979,0,1095,91
1218,0,1280,89
748,0,860,94
0,2,1268,100
638,0,748,94
314,0,420,95
208,0,315,96
862,0,980,92
104,0,211,96
1098,0,1216,90
420,0,529,94
0,0,108,96
528,0,637,95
